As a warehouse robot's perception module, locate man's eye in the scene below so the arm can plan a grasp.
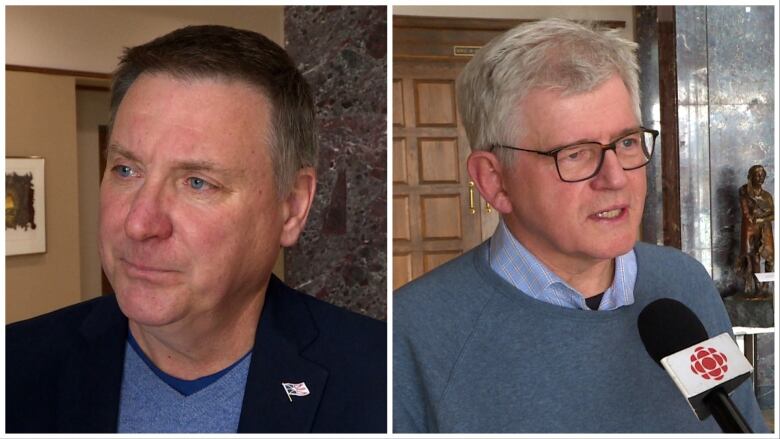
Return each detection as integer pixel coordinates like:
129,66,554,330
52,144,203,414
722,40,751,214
562,147,592,162
113,165,134,178
187,177,211,191
621,137,639,148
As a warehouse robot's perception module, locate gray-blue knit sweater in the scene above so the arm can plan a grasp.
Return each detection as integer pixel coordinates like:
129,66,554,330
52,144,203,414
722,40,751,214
393,241,768,433
117,342,251,433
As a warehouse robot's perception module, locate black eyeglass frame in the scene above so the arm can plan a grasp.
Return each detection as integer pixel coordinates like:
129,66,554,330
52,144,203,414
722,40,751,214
489,127,660,183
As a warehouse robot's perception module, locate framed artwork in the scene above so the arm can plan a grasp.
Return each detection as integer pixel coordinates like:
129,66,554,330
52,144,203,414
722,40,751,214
6,157,46,255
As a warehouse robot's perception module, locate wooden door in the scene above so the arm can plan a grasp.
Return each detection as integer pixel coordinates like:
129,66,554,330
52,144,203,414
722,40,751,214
392,17,514,289
392,61,487,289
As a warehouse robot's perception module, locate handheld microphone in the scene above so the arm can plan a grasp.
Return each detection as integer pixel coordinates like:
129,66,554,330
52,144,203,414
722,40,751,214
637,298,754,433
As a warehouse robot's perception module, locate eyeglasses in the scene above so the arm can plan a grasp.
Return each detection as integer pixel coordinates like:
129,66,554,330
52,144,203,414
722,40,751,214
490,127,659,183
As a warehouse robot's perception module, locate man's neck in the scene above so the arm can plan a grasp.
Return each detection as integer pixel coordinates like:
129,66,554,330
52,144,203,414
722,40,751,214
505,221,617,297
541,254,615,298
128,289,265,381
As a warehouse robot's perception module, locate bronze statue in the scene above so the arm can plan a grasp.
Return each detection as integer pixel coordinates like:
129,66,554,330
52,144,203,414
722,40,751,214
737,164,774,296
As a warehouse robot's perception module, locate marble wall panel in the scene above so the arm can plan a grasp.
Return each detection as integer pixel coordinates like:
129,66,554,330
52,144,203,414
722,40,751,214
674,5,774,410
756,333,775,409
706,6,775,298
283,6,387,320
676,6,713,274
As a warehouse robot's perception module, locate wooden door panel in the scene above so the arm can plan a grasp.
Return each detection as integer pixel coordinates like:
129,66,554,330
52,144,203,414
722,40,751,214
423,250,462,272
393,79,405,126
420,194,462,240
393,53,484,288
393,195,411,241
393,137,408,184
418,137,460,183
414,80,457,126
393,253,413,289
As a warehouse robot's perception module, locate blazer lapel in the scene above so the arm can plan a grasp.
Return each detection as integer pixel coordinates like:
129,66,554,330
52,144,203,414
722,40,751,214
238,276,329,433
56,296,128,432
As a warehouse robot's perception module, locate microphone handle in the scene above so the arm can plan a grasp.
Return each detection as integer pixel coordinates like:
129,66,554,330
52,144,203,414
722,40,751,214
704,387,753,433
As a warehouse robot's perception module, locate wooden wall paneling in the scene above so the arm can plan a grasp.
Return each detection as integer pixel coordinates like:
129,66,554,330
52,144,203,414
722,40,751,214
423,250,462,272
418,137,460,183
393,195,412,241
413,79,457,126
393,79,405,126
420,194,463,240
393,252,413,289
393,137,408,184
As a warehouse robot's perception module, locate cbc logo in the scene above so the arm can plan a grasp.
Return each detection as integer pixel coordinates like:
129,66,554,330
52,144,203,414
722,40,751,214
690,346,729,381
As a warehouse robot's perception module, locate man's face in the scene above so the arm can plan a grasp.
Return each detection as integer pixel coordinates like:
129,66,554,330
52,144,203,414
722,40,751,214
100,73,285,328
501,74,646,269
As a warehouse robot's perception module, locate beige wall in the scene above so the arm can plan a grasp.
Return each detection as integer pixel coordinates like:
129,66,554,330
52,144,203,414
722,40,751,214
76,90,110,301
6,6,285,73
6,72,82,323
393,5,635,40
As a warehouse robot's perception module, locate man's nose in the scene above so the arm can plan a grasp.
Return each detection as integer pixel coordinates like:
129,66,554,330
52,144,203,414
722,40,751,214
590,149,628,189
124,181,173,241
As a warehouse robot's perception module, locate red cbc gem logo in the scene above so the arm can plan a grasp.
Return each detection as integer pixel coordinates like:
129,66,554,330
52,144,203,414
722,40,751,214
690,346,729,381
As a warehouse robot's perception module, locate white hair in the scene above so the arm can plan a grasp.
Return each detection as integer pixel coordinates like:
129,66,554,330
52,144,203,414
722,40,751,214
456,18,641,165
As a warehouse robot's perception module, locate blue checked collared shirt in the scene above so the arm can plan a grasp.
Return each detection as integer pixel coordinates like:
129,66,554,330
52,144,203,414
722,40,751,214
489,220,637,311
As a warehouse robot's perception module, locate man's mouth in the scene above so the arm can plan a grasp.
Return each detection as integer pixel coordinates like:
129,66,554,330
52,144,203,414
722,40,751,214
595,208,622,219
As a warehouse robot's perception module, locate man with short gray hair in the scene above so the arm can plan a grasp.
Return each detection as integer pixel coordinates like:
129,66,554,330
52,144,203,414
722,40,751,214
393,18,766,433
7,25,385,433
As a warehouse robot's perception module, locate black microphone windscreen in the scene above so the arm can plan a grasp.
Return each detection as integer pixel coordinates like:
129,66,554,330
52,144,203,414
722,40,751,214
637,298,709,366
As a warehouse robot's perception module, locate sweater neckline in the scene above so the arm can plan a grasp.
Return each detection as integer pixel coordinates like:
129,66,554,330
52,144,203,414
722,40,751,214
471,240,642,322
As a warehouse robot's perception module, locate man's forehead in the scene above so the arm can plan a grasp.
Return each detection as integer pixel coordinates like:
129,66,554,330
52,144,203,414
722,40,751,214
116,72,272,123
519,77,638,145
110,73,272,167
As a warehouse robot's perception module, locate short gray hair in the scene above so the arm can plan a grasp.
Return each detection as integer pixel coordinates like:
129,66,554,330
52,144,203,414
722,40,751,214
110,25,317,196
456,18,640,165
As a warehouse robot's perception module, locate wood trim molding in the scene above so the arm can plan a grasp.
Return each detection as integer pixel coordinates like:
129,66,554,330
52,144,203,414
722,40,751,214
393,15,626,31
75,84,111,92
393,16,627,62
657,6,682,249
394,55,472,63
6,64,111,80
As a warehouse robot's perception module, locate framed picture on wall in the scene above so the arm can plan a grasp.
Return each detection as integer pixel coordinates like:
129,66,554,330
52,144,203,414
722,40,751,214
6,156,46,255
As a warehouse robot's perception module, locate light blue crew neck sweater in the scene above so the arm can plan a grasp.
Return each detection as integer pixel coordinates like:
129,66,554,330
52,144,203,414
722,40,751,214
393,241,768,433
118,341,251,433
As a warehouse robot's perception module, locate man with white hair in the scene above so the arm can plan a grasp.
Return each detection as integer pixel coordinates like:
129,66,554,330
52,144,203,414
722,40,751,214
393,18,767,433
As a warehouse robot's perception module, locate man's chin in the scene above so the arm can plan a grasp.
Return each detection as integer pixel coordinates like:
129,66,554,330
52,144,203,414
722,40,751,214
589,237,638,260
114,287,185,328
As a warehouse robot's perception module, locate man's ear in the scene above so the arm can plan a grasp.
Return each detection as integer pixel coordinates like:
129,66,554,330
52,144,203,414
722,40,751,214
466,151,513,214
280,167,317,247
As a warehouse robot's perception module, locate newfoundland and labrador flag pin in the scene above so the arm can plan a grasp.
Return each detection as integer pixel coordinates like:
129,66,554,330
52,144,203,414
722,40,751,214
282,382,310,402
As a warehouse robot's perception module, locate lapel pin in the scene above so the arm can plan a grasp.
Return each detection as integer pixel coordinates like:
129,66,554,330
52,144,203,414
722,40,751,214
282,382,310,402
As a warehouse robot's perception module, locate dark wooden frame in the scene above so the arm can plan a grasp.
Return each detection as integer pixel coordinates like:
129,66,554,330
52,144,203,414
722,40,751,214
656,6,682,249
393,15,626,63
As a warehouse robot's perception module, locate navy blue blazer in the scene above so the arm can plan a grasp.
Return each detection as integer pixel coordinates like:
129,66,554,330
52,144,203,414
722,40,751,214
5,275,386,433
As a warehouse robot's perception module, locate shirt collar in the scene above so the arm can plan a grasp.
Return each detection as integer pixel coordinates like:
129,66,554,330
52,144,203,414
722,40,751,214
489,220,636,311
